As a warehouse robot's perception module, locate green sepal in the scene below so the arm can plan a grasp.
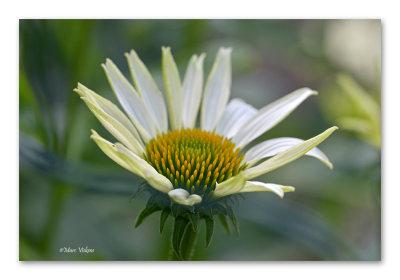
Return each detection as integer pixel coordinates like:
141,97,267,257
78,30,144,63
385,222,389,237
187,212,200,232
218,214,231,235
129,181,149,202
160,208,171,234
201,204,213,217
225,194,244,207
212,203,227,215
135,203,161,228
227,207,240,237
204,215,214,248
172,216,190,259
171,203,182,217
133,187,243,251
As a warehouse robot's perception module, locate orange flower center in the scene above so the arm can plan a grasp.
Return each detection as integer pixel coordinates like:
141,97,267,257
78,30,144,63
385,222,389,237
145,128,246,196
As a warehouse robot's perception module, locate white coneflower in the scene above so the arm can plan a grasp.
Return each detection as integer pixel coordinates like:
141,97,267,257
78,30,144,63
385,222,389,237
75,47,337,260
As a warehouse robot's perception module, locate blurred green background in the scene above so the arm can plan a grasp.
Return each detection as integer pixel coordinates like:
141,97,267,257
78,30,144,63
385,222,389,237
19,19,381,261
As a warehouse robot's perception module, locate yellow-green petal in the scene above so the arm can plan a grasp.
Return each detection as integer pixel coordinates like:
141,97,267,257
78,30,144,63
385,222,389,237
80,97,145,156
212,172,246,198
242,126,338,179
91,130,173,193
244,137,333,169
239,181,295,198
75,83,143,145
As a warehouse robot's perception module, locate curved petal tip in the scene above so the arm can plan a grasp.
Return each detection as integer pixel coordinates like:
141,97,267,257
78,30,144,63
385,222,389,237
168,189,202,206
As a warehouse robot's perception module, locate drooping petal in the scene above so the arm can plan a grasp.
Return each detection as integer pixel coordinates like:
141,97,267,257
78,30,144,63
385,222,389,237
242,126,338,179
75,83,142,141
115,143,173,193
212,172,246,198
244,137,332,168
90,130,134,172
102,59,159,142
239,181,295,198
182,54,205,128
168,188,202,206
125,50,168,133
162,47,183,130
215,98,257,139
81,98,145,156
90,130,173,193
74,83,145,156
201,47,232,131
232,88,318,148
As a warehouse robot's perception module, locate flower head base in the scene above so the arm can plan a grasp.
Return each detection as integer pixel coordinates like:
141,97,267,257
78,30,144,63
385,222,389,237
75,46,338,259
145,128,246,198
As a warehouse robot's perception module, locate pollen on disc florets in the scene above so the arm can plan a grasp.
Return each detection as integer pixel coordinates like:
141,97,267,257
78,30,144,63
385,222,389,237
145,128,246,197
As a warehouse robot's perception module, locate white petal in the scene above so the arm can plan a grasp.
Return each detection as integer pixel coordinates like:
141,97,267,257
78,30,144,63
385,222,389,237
125,50,168,133
162,47,183,130
91,130,173,193
215,98,257,139
239,181,295,198
242,127,338,179
182,54,205,128
102,59,159,142
201,47,232,131
244,137,333,168
232,88,318,148
168,189,202,206
75,84,145,156
212,173,246,198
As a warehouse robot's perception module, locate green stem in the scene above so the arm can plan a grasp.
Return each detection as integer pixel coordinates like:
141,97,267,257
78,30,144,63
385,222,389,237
181,224,198,260
168,248,181,261
40,182,67,258
169,222,198,261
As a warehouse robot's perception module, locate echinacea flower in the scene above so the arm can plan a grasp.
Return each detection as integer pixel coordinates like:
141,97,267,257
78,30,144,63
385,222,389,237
75,47,337,260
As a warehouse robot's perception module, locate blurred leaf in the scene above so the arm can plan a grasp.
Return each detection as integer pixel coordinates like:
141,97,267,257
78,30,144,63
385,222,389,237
20,20,71,153
336,73,381,148
319,73,381,149
239,197,357,260
19,236,44,261
20,133,141,196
